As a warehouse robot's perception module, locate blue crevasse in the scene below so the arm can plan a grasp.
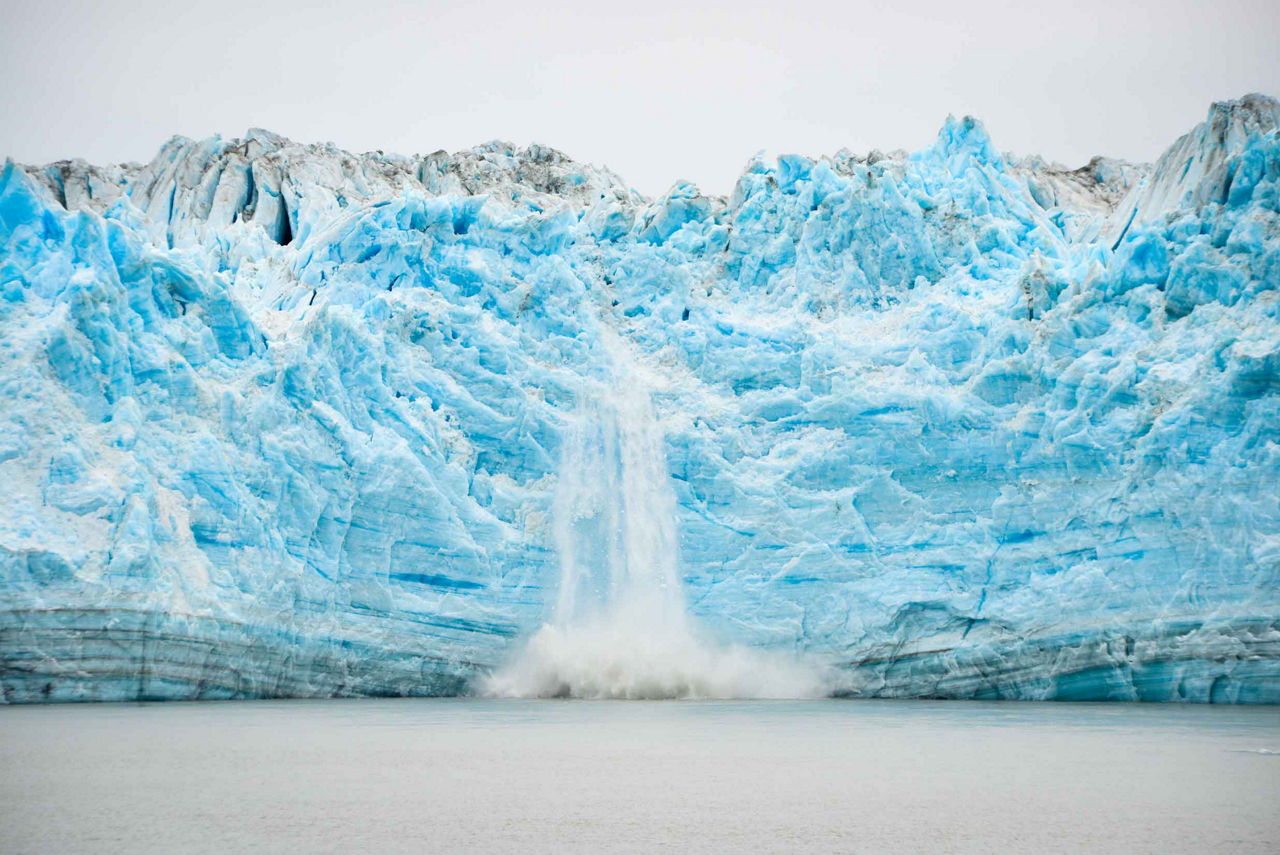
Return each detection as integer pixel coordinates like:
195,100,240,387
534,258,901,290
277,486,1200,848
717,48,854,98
2,96,1279,702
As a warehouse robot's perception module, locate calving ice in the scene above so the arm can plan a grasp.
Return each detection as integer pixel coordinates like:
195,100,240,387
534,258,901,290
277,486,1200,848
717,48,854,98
483,329,825,698
1,95,1278,703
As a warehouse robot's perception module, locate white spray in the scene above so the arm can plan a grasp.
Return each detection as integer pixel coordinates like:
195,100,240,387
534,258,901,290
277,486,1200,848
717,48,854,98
484,332,825,699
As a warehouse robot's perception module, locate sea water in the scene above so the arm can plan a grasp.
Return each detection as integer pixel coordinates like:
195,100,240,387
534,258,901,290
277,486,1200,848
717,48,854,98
2,699,1277,854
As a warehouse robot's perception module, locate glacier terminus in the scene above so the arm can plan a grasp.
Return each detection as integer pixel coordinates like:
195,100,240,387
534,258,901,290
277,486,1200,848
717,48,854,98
2,95,1279,703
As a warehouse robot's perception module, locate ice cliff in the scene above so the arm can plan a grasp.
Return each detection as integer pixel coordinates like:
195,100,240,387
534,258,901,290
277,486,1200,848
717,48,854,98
2,95,1278,702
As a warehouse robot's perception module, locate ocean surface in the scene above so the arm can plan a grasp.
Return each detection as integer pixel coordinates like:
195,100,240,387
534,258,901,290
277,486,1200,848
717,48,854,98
2,699,1277,854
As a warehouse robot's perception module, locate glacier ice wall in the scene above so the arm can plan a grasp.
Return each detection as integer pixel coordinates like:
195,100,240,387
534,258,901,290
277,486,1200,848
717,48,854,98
2,97,1279,703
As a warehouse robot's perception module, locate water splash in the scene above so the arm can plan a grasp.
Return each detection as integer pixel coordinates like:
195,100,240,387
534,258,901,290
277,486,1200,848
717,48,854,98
484,336,826,699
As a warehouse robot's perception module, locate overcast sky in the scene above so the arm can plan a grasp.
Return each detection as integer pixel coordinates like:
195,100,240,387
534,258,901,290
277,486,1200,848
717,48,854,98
3,0,1278,197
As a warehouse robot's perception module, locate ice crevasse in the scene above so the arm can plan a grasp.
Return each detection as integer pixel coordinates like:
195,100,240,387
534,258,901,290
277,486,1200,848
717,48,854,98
1,95,1279,702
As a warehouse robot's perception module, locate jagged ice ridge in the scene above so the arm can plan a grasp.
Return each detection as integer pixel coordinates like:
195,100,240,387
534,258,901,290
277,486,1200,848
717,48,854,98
2,95,1279,702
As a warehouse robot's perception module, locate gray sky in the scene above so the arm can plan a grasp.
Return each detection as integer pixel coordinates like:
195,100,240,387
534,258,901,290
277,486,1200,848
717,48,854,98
3,0,1278,197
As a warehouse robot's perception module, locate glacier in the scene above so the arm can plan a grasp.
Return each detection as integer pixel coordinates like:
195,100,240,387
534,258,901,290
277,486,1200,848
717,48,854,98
2,94,1279,703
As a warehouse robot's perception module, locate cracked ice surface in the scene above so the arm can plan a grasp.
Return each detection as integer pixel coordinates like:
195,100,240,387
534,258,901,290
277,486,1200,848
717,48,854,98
2,96,1279,702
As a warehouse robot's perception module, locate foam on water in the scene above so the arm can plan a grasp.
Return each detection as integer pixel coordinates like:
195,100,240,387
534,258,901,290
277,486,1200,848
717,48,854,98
484,333,826,699
481,619,828,699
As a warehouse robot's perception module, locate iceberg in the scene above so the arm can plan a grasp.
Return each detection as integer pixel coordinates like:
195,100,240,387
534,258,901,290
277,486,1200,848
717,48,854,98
2,95,1278,703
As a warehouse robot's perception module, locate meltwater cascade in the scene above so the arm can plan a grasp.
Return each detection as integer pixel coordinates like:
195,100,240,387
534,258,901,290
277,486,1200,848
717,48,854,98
484,336,824,699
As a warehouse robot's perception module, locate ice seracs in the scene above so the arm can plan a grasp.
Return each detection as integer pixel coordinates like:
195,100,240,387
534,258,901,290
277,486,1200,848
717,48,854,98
1106,93,1280,245
2,94,1278,703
